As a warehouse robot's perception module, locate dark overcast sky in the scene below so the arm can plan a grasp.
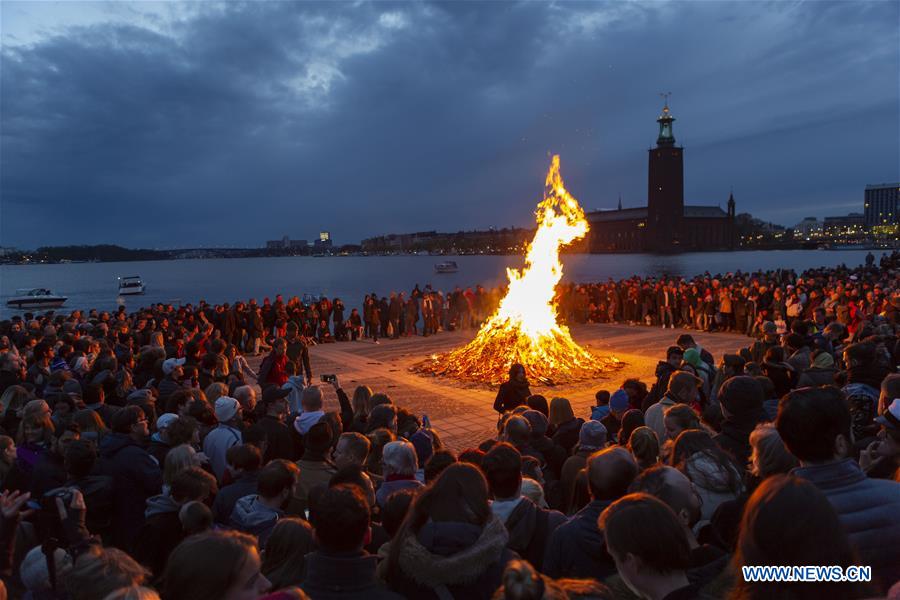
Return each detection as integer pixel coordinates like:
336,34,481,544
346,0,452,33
1,1,898,249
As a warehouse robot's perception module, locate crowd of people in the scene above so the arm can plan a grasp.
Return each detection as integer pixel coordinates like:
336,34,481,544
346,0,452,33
185,250,899,346
0,250,897,599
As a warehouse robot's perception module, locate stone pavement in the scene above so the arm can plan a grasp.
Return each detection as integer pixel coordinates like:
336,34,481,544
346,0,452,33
256,324,749,452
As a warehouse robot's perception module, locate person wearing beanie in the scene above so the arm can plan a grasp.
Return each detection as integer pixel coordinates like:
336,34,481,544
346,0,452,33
714,376,766,467
645,373,701,444
560,420,608,514
602,389,630,444
203,396,244,482
797,349,838,388
409,428,434,482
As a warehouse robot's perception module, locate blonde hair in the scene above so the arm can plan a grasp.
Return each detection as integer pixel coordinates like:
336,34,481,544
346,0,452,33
352,385,373,417
547,397,575,427
149,332,165,348
204,383,228,405
101,586,160,600
749,422,798,478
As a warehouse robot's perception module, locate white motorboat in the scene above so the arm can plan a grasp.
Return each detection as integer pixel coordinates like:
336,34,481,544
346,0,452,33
6,288,68,310
118,275,145,295
434,260,458,274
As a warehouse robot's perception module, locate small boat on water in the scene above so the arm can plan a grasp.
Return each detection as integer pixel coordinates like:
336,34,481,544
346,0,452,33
6,288,68,310
118,275,145,296
434,261,458,274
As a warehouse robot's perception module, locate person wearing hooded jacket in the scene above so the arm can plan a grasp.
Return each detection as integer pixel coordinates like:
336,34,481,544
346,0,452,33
645,373,701,445
713,376,767,468
383,463,515,600
796,350,838,387
778,386,900,593
542,447,637,581
643,346,683,411
229,459,299,547
98,405,163,550
134,466,217,579
671,430,745,529
482,443,566,571
842,342,887,446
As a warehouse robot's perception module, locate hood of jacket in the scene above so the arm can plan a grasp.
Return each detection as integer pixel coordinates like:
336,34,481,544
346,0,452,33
145,493,180,518
283,376,305,392
503,497,541,554
686,453,741,494
293,410,324,435
655,360,677,379
590,405,611,421
229,495,282,534
397,516,508,587
99,432,138,459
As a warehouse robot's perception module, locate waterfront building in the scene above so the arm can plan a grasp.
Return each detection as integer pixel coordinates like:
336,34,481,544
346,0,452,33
864,183,900,228
586,101,736,253
823,213,865,237
794,217,823,240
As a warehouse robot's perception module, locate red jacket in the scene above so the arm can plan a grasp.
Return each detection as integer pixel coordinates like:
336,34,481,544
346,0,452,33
260,352,289,387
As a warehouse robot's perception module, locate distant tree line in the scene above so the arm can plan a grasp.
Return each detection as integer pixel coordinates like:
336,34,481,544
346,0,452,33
34,245,169,262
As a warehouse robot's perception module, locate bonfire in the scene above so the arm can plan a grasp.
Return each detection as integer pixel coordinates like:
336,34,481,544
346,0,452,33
414,155,621,385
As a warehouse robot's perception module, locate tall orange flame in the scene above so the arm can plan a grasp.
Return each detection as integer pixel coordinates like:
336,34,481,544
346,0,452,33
416,155,620,385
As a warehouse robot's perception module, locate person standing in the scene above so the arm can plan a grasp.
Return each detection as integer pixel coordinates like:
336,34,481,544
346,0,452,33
493,364,531,414
258,338,290,390
368,297,382,344
247,304,265,356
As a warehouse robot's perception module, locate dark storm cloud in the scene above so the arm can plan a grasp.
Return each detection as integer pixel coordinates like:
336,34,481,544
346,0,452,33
1,0,897,248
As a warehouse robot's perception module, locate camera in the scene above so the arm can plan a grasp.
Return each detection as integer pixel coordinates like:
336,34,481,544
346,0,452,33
320,374,336,383
27,488,75,544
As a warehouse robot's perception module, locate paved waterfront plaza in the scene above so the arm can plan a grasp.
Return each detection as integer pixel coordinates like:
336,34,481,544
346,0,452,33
269,324,747,450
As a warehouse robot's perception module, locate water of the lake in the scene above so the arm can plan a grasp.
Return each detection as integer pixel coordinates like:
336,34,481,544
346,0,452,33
0,249,883,318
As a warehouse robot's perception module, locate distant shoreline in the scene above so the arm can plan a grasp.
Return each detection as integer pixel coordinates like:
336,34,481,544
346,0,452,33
3,245,892,267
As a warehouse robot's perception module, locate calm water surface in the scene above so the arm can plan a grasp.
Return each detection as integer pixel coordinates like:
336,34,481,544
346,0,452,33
0,250,881,318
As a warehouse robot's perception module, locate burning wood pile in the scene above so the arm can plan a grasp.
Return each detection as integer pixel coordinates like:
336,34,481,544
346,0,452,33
414,156,622,385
